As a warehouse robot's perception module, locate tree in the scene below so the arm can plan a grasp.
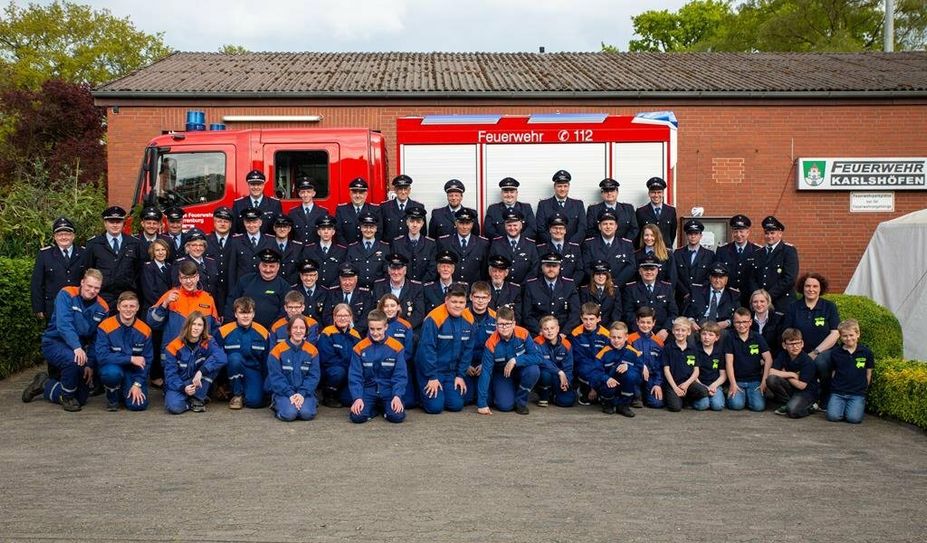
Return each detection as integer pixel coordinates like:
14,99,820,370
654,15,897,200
608,0,927,53
0,0,172,89
219,44,249,55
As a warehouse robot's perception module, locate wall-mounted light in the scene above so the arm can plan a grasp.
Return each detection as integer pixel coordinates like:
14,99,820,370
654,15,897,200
222,115,323,122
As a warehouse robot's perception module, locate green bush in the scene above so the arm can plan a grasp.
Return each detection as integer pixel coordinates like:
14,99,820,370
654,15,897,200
868,358,927,430
825,293,903,360
0,258,44,379
0,164,106,258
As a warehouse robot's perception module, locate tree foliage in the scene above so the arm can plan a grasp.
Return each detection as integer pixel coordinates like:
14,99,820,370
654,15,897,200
611,0,927,53
219,44,249,55
0,0,172,89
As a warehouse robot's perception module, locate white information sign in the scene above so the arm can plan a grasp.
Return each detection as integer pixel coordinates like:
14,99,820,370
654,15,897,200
849,192,895,212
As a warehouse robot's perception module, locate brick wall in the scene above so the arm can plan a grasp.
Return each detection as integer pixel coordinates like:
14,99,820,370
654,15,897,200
103,100,927,292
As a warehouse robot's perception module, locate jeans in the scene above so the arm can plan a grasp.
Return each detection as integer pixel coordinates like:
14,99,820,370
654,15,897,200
814,349,833,404
767,375,815,418
663,381,709,412
693,387,725,411
726,380,766,412
826,393,866,424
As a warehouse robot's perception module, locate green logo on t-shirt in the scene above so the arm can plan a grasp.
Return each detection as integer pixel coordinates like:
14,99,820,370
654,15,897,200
855,357,867,369
686,354,696,366
749,344,759,355
712,358,719,369
814,316,826,327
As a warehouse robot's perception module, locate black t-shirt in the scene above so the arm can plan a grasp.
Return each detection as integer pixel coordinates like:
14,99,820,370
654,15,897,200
830,344,874,396
772,351,819,398
724,331,770,382
696,345,724,385
661,341,697,384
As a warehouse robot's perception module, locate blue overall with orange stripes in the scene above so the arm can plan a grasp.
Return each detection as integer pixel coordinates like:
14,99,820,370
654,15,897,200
266,339,320,421
593,344,644,407
385,316,417,408
415,304,475,414
95,315,153,410
348,335,408,423
477,326,542,411
162,337,228,414
317,324,362,406
218,321,271,408
147,287,219,348
271,315,319,345
535,334,576,407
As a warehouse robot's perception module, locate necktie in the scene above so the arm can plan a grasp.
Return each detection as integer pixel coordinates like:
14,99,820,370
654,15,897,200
690,250,697,265
410,237,418,249
174,235,181,249
253,199,259,208
344,292,350,304
549,282,555,294
604,241,611,251
598,287,604,298
709,291,719,320
555,243,562,254
62,249,69,260
322,245,329,256
251,236,258,248
159,265,165,275
737,245,743,255
365,241,372,251
510,239,517,250
355,206,361,216
304,207,311,216
767,245,773,255
111,237,119,253
559,200,565,208
647,284,654,297
399,202,405,212
443,284,448,295
461,237,467,250
279,243,285,252
654,207,661,219
495,288,502,298
219,237,225,250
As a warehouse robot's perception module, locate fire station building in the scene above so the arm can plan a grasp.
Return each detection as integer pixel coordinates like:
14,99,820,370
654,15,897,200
93,51,927,290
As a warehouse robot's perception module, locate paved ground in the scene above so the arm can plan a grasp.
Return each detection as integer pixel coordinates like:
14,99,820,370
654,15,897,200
1,367,925,543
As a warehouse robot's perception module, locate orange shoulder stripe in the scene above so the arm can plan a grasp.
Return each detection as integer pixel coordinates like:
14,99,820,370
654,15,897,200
354,337,373,355
301,342,319,357
485,331,501,352
63,286,79,296
253,323,270,339
514,326,529,340
384,336,404,352
270,341,290,358
98,316,120,334
219,322,238,338
596,346,612,360
132,319,152,338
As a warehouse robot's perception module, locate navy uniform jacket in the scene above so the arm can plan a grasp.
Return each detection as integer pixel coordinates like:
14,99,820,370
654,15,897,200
390,235,437,283
579,286,623,327
380,198,426,241
483,202,536,241
225,233,277,288
170,256,220,301
534,197,586,245
135,234,173,263
585,202,639,241
224,272,289,328
334,202,382,245
428,206,481,239
437,234,490,284
31,244,86,317
683,284,740,326
232,195,282,235
521,277,581,336
488,236,539,285
634,248,677,292
140,260,172,313
292,282,328,323
488,282,523,324
581,237,637,287
423,281,457,314
537,241,584,286
715,242,761,304
269,240,304,285
163,232,188,261
206,232,233,305
623,280,678,334
751,243,799,311
288,204,328,245
301,242,347,290
345,240,390,290
322,286,374,335
673,245,715,302
82,234,142,308
635,203,678,249
372,279,426,329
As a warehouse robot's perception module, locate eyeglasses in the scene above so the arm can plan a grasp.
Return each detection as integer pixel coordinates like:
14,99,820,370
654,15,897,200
471,295,490,300
496,321,515,328
733,320,752,325
784,341,803,347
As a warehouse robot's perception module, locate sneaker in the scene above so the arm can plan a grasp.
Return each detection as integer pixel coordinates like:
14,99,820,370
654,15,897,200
774,405,788,416
60,396,82,412
515,404,530,415
190,398,206,413
631,398,643,409
229,395,244,410
809,402,821,413
577,393,591,406
536,399,549,407
21,372,48,403
601,403,616,415
616,404,636,418
322,390,342,408
106,399,119,412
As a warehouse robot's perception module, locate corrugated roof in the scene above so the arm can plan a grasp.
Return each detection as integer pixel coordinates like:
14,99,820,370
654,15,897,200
93,51,927,98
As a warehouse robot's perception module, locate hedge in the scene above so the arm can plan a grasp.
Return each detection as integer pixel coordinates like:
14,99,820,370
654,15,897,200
868,358,927,430
824,294,903,360
0,258,44,379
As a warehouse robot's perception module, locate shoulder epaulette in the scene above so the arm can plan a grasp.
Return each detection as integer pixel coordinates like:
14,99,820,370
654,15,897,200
357,287,370,293
409,279,422,285
596,345,612,359
627,345,642,356
583,237,595,242
393,235,405,241
477,235,488,241
625,281,639,286
562,277,574,283
621,237,632,243
384,336,404,352
219,322,238,337
659,280,673,285
423,281,435,287
39,246,52,252
322,325,340,336
785,242,795,247
336,202,350,208
510,282,521,288
439,234,451,239
397,317,413,329
525,278,538,283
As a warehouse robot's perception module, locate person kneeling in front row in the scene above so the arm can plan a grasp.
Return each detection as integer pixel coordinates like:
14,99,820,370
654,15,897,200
767,328,820,419
266,315,320,422
476,306,542,415
592,321,643,417
826,319,873,424
163,311,228,414
661,317,708,412
349,310,408,423
95,291,153,412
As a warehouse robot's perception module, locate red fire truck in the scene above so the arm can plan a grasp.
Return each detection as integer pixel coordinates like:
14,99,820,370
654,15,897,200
133,112,677,232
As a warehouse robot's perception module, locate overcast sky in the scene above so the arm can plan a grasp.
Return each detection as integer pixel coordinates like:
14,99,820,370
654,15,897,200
35,0,689,53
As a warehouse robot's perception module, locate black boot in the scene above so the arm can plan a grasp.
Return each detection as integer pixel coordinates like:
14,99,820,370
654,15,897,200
21,372,48,403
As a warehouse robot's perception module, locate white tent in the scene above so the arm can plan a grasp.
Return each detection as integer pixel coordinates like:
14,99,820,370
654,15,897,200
846,209,927,360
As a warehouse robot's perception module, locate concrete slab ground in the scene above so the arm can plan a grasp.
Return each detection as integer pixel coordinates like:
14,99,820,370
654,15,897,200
1,368,925,542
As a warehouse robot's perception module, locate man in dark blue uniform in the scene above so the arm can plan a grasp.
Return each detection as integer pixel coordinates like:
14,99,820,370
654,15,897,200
292,259,327,323
437,208,489,285
483,177,536,240
323,263,374,334
534,169,586,245
714,214,761,306
231,169,282,235
536,213,583,286
224,248,288,328
390,206,436,283
581,209,637,288
380,174,426,241
301,215,346,290
335,177,382,245
171,230,219,299
522,253,581,336
269,215,304,284
623,255,677,340
635,176,678,249
673,218,715,306
423,250,461,313
288,176,328,245
372,253,426,329
32,217,86,320
135,207,171,262
226,207,277,288
486,255,522,323
683,262,739,331
751,215,799,311
206,207,234,307
488,209,538,285
163,206,187,260
83,206,142,309
585,178,639,241
428,179,480,239
345,211,389,290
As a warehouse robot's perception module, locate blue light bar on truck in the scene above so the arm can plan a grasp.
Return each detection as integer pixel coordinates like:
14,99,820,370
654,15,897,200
421,115,503,125
527,113,608,124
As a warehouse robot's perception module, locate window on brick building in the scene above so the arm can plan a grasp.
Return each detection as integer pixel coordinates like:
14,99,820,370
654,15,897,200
156,152,226,206
274,150,330,200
